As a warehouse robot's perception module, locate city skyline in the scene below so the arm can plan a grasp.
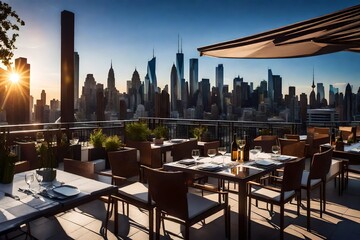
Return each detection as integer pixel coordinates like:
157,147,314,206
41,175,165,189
4,0,360,104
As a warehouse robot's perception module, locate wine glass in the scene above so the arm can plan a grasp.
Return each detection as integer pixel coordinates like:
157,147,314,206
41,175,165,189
218,146,227,165
237,139,245,151
272,145,280,157
249,148,260,160
192,149,200,165
35,171,43,192
71,132,79,145
207,148,217,158
25,172,35,192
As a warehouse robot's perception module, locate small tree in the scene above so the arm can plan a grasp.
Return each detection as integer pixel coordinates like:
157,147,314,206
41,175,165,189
0,2,25,68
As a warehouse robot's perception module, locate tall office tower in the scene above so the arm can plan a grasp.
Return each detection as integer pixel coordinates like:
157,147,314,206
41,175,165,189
356,87,360,116
309,72,316,109
49,98,60,122
232,76,243,108
200,78,210,112
41,90,46,106
155,89,170,118
259,80,268,99
6,57,31,124
170,64,178,112
329,84,339,107
181,79,188,110
317,82,325,102
189,58,198,106
61,10,75,123
147,56,157,116
34,99,45,123
215,64,224,113
176,38,184,100
300,93,308,124
273,74,282,106
268,69,274,102
96,84,105,121
105,62,119,114
344,83,353,121
79,74,97,120
289,86,295,98
74,52,79,110
129,69,141,112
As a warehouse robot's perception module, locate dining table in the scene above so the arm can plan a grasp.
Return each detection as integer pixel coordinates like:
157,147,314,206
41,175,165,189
163,152,297,240
0,169,116,236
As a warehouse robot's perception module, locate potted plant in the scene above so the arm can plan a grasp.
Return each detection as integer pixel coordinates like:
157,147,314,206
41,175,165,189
90,128,106,148
125,122,151,142
104,135,123,152
152,125,168,145
36,140,57,182
192,126,208,141
88,128,107,166
0,131,18,184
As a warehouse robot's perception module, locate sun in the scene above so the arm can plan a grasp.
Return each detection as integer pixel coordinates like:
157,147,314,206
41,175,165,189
9,72,20,84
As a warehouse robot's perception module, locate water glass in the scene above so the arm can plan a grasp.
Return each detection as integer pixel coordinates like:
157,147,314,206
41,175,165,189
218,146,227,164
272,145,280,157
25,173,35,191
192,149,200,164
35,171,43,192
207,148,217,158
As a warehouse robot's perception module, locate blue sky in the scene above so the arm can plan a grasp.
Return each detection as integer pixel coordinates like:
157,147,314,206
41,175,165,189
5,0,360,104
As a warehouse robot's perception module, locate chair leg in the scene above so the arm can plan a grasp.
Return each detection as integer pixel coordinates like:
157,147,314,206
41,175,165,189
104,196,113,237
319,184,323,218
149,208,154,240
297,191,301,216
307,189,311,231
155,211,161,240
248,196,252,239
280,205,284,240
323,181,327,213
185,225,190,240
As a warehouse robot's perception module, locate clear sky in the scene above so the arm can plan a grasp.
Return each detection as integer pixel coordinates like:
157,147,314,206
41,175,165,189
4,0,360,104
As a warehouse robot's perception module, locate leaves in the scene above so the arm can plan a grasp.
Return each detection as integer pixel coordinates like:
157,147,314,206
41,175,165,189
0,1,25,67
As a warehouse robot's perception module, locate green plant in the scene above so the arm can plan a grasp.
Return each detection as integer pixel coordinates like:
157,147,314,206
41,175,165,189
104,135,122,151
0,131,18,183
153,125,168,139
192,126,207,141
125,122,151,141
36,141,56,169
90,128,106,148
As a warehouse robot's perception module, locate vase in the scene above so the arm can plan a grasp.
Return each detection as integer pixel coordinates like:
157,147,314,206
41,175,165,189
36,168,57,182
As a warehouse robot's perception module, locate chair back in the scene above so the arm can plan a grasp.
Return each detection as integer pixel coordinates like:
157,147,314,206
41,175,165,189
19,142,38,170
202,140,220,157
171,139,198,161
108,148,138,179
278,138,306,158
63,158,95,179
282,157,306,192
126,140,152,167
284,134,300,141
146,167,188,220
314,127,330,135
252,135,278,153
309,148,333,180
339,126,355,141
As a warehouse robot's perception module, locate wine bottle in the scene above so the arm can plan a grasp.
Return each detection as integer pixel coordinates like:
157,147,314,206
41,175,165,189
243,134,250,162
231,134,238,161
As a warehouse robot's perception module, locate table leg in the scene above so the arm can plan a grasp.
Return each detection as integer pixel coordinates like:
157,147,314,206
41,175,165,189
238,181,247,240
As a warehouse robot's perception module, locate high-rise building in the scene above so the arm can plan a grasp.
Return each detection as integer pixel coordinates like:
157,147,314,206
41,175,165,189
74,52,79,110
273,74,282,106
79,74,97,120
61,10,75,122
105,62,119,114
317,82,325,102
170,64,178,112
200,78,210,112
41,90,46,106
268,69,274,102
215,64,224,113
189,58,198,106
344,83,353,121
176,38,184,100
6,57,31,124
309,71,316,109
329,84,338,107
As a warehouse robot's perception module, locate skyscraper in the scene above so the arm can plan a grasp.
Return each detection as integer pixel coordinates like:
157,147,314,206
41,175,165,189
74,52,79,110
61,10,75,122
170,64,178,112
344,83,353,121
176,38,184,100
189,58,198,106
317,82,325,102
105,62,119,113
216,64,224,113
268,69,274,102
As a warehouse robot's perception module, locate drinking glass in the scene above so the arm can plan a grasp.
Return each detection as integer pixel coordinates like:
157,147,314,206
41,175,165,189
254,146,262,153
272,145,280,157
218,146,227,164
192,149,200,165
207,148,217,158
35,171,43,192
25,172,35,191
71,132,79,145
237,139,245,150
249,148,260,160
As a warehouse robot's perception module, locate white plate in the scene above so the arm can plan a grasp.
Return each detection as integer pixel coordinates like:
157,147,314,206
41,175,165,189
255,160,274,166
53,185,80,197
197,163,222,171
178,159,196,165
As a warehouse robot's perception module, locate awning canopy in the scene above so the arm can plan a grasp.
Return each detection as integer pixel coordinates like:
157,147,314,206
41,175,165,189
198,5,360,59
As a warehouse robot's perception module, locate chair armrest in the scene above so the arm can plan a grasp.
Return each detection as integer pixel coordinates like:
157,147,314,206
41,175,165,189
247,181,282,193
192,182,228,196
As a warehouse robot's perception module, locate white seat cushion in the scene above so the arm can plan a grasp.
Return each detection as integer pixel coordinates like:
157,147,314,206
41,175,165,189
187,193,219,219
250,185,295,202
301,171,321,187
118,182,150,204
327,159,341,181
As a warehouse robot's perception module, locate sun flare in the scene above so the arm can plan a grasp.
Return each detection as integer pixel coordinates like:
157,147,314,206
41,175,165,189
9,72,20,84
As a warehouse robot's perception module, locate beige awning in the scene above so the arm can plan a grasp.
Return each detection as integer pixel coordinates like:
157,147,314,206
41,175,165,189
198,5,360,59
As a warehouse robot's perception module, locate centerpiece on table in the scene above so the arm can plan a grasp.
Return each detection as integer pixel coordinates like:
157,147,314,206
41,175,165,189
36,139,57,182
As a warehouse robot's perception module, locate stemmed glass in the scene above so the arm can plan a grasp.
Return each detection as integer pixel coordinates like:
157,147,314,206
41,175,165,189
71,132,79,145
25,172,35,192
237,139,245,151
207,148,217,158
272,145,280,157
218,146,227,165
35,171,43,192
192,149,200,165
